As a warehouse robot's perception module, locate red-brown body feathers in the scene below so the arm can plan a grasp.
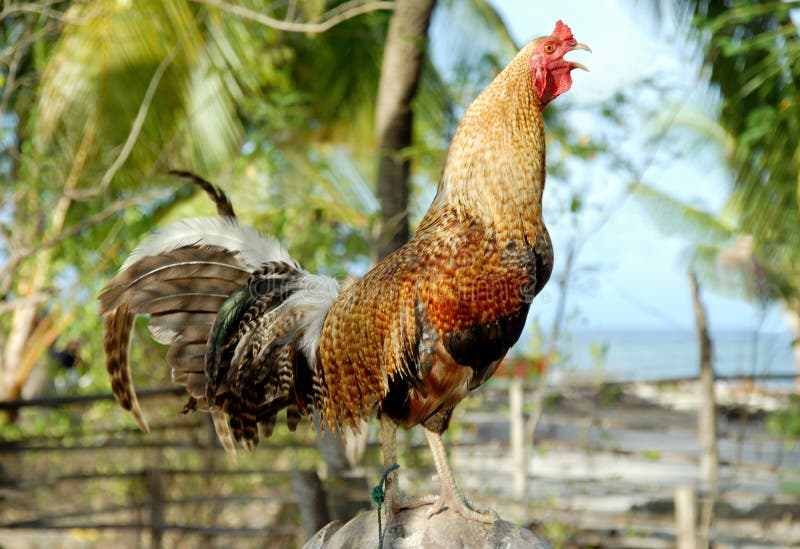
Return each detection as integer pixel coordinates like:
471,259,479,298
317,30,560,433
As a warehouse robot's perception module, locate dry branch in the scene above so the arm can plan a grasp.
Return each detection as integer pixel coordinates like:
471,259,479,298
0,292,53,316
86,46,179,197
0,386,185,411
0,1,75,23
0,187,172,288
192,0,395,33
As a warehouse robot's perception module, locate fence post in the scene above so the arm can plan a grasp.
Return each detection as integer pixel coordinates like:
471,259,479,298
675,484,698,549
293,469,331,539
145,466,164,549
689,272,719,489
509,375,527,500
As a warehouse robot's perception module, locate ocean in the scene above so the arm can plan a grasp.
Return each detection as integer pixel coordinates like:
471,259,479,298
558,330,797,384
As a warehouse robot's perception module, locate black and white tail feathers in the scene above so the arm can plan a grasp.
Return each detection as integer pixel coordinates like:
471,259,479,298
99,176,338,450
168,170,236,218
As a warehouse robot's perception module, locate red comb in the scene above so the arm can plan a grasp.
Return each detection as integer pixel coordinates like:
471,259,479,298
552,20,575,43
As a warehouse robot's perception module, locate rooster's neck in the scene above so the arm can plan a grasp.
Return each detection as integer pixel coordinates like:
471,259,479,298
423,44,547,245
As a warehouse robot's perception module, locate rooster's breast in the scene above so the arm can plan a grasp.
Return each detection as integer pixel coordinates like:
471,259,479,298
381,222,551,428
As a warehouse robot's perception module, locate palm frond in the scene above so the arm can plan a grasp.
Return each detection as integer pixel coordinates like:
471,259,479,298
630,183,735,245
34,0,244,187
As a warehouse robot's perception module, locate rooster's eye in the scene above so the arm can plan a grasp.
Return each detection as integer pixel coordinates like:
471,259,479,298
544,43,556,54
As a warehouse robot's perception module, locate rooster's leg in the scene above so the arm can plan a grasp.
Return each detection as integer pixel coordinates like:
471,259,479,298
380,415,437,514
424,427,498,523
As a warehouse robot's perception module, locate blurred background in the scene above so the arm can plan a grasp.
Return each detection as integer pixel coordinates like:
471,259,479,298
1,0,799,547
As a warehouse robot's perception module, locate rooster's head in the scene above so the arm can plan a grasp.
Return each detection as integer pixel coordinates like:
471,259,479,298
529,20,590,108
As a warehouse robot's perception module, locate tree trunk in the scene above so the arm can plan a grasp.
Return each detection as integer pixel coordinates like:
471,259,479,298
1,293,40,400
1,124,92,402
144,465,165,549
688,272,718,489
374,0,436,261
1,202,70,401
314,0,437,526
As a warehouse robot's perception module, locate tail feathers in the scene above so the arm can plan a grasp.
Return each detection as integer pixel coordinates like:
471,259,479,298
211,409,236,453
100,247,249,314
100,215,341,450
149,311,217,345
120,217,296,273
100,216,293,436
203,264,341,448
103,301,149,432
168,170,237,218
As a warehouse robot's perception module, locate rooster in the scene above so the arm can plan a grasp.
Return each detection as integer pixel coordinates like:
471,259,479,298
100,20,588,523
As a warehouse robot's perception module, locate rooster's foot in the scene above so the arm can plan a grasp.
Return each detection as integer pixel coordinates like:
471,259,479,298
426,490,498,523
390,491,438,513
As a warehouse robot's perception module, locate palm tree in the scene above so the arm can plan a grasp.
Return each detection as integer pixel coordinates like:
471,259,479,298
0,0,523,530
0,0,288,400
0,0,524,401
643,0,800,378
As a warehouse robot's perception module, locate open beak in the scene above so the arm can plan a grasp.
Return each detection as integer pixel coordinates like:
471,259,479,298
569,42,591,72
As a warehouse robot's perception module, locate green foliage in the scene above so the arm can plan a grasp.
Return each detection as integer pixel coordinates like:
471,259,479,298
589,341,609,372
630,184,736,246
543,390,564,409
286,9,388,145
653,0,800,309
643,449,662,461
780,478,800,497
767,394,800,439
597,382,624,405
0,2,588,506
0,405,84,442
536,515,584,549
629,182,749,299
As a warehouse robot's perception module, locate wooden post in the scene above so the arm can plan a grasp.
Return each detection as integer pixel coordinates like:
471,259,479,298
315,429,370,522
293,469,331,539
675,484,698,549
688,272,719,489
144,466,164,549
509,375,527,500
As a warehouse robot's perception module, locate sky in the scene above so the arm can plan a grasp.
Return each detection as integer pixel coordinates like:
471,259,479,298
476,0,791,334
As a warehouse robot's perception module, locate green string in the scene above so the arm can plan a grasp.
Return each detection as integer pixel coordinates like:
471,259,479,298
371,463,399,549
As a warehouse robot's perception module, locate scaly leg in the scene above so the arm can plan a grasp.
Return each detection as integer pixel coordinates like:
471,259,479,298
424,428,498,523
380,415,437,514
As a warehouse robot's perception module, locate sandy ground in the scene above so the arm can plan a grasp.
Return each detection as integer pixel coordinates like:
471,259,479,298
442,382,800,547
1,381,798,548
